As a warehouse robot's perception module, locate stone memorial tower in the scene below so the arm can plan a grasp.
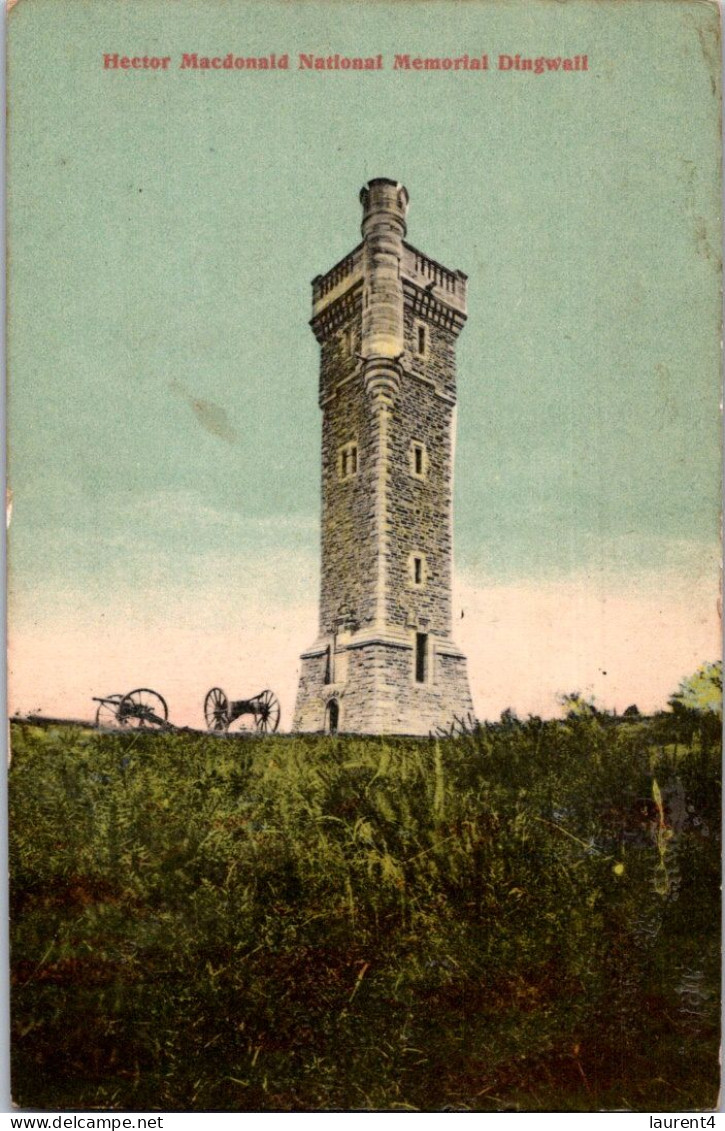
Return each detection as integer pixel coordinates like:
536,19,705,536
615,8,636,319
293,179,474,734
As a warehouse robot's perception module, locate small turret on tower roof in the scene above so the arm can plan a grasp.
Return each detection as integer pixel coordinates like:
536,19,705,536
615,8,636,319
359,178,409,238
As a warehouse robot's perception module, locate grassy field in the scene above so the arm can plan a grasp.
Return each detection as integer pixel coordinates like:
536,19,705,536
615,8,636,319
9,711,721,1111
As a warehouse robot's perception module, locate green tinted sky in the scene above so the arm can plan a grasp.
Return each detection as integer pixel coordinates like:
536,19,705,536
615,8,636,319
7,0,721,721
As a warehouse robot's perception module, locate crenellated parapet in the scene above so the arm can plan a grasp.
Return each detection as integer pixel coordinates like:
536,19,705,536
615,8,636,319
311,241,466,339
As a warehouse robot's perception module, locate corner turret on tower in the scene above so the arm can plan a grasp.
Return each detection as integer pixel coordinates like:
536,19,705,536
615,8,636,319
359,180,409,352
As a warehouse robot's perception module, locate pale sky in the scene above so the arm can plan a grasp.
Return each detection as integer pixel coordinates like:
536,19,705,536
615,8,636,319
8,0,721,728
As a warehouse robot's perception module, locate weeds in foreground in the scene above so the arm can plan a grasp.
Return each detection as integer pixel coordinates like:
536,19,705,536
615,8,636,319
9,716,720,1111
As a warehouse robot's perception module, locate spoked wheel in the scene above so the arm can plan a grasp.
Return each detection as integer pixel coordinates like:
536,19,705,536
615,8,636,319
96,694,123,729
253,689,281,734
118,688,169,729
204,687,230,733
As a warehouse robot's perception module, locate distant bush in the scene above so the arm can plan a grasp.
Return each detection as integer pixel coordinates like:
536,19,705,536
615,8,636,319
9,714,720,1111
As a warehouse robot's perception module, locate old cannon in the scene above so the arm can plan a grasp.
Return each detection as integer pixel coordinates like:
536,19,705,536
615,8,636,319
204,687,281,734
93,688,169,730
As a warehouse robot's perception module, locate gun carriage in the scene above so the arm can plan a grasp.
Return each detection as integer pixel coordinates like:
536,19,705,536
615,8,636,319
93,688,169,730
92,685,281,734
204,687,281,734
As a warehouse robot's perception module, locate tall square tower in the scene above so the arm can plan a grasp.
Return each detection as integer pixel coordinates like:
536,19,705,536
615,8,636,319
293,179,474,735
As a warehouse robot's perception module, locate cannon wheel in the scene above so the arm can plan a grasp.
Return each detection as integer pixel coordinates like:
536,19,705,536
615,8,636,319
118,688,168,729
96,694,123,729
205,687,230,733
255,689,281,734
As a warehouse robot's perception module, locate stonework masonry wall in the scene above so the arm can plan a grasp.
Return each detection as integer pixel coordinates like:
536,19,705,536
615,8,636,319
293,650,329,733
385,313,459,635
293,181,474,735
404,305,459,404
316,294,462,638
295,643,474,735
318,308,378,633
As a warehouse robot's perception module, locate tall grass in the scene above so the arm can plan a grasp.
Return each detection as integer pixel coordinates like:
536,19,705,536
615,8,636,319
9,716,720,1111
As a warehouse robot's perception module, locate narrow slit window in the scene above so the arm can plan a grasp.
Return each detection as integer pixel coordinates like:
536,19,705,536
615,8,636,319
411,553,426,587
323,634,337,685
415,633,428,683
416,324,426,355
339,441,358,480
410,441,427,479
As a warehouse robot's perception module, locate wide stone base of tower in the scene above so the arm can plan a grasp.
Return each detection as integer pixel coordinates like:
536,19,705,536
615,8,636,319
292,633,475,736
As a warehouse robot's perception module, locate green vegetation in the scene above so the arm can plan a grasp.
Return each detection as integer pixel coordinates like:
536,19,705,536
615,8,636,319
9,698,721,1111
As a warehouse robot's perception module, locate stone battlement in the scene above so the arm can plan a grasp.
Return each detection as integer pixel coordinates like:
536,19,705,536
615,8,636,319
312,242,467,321
402,244,467,313
312,245,363,310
